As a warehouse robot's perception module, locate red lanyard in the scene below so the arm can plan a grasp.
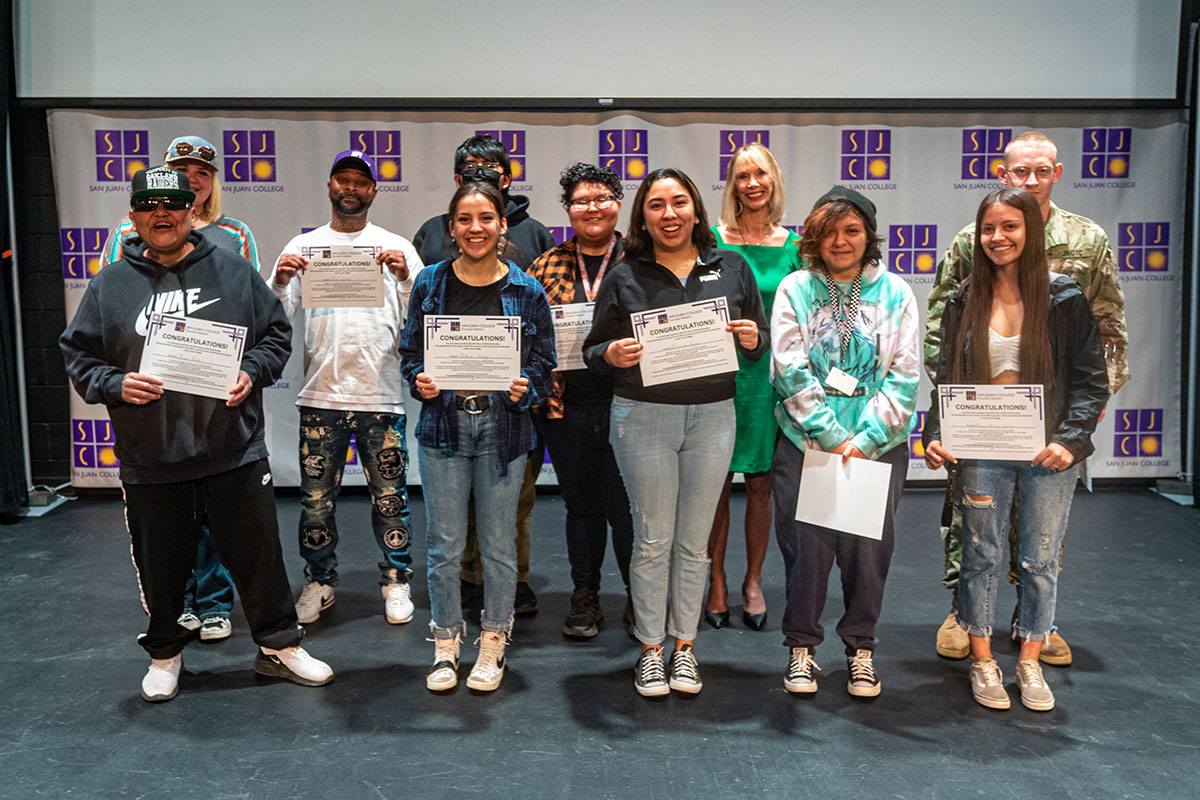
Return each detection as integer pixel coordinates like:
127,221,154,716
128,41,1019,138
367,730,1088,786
577,236,616,302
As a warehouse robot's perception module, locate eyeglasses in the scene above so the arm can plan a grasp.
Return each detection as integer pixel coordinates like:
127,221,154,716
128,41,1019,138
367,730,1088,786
132,196,192,212
566,194,617,209
462,161,503,173
1005,165,1056,180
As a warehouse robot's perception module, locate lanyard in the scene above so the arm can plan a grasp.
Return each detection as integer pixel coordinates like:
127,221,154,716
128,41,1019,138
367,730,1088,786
824,269,862,356
577,236,616,302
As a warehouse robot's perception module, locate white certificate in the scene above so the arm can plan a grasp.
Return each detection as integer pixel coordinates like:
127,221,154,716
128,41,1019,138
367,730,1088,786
301,245,384,308
550,302,593,372
425,315,521,391
939,384,1046,461
630,298,739,387
139,313,246,401
795,448,892,540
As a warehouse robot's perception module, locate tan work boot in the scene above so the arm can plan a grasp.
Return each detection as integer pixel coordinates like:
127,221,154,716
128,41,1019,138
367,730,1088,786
1038,630,1073,666
936,612,969,659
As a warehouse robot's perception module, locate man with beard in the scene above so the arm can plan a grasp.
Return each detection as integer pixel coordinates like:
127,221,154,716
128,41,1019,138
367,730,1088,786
268,150,425,627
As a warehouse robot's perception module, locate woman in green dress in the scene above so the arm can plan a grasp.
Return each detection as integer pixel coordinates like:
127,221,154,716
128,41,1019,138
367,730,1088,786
705,142,800,630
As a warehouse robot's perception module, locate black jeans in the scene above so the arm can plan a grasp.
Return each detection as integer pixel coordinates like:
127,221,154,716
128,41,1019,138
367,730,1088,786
772,435,907,654
123,458,302,659
538,406,633,592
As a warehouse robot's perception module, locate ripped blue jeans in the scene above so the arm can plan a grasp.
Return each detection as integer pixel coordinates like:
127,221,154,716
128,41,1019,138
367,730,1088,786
956,459,1078,642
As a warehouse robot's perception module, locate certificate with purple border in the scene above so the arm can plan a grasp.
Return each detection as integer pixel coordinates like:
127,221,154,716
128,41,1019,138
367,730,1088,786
939,384,1046,460
139,313,246,400
424,315,521,391
631,298,738,387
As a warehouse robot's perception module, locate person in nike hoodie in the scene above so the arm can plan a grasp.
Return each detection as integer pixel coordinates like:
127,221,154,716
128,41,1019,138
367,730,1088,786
60,166,333,704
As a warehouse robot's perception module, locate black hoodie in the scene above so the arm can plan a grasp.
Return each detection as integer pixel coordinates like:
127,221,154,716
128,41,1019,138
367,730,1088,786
412,193,555,271
60,233,291,483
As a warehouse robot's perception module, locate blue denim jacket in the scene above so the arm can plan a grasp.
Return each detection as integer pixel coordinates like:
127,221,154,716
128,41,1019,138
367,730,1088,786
399,260,556,477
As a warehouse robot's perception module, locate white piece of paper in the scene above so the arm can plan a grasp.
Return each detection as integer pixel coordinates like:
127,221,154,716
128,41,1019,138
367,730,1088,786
139,313,247,401
631,297,738,387
301,245,384,308
424,315,521,391
549,302,593,372
939,384,1046,461
795,449,892,540
825,366,859,396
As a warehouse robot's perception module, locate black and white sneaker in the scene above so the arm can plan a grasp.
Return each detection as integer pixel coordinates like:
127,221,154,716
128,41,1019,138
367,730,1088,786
846,648,881,697
784,646,820,694
634,647,669,697
668,644,703,694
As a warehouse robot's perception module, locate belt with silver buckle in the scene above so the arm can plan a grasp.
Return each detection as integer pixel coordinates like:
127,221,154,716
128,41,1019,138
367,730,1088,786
455,394,491,414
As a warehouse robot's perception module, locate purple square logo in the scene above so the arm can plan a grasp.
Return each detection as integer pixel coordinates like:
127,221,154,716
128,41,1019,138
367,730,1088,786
1082,128,1132,179
718,130,770,180
93,129,149,182
1113,408,1165,458
1117,221,1169,272
72,418,119,469
888,224,937,279
960,129,1010,179
60,227,108,280
224,130,277,182
599,130,649,181
476,129,528,182
842,129,890,181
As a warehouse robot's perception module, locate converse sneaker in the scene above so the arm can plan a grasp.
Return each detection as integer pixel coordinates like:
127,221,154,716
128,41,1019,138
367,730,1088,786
140,654,182,702
936,611,969,659
383,582,414,625
177,612,201,631
668,644,703,694
426,633,461,692
969,657,1011,710
254,646,334,686
1015,658,1056,711
295,582,334,624
634,646,669,697
466,631,508,691
562,587,602,639
784,646,820,694
199,617,232,641
846,649,882,697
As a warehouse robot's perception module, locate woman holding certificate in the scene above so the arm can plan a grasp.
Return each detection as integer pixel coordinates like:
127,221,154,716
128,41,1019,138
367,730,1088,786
582,167,768,697
922,188,1107,711
399,182,556,694
770,186,919,699
704,142,801,632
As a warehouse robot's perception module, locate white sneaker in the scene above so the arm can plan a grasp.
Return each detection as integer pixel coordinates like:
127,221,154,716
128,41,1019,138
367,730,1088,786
295,582,334,624
426,633,462,692
177,612,201,631
970,657,1011,710
383,582,414,625
1015,658,1056,711
466,631,508,691
141,654,182,702
199,617,232,641
255,646,334,686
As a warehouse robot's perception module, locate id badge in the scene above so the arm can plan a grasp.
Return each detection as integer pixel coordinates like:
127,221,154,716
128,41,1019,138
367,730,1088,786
825,366,859,396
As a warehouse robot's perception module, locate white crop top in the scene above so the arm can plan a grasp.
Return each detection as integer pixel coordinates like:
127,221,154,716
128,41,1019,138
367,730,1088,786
988,327,1021,377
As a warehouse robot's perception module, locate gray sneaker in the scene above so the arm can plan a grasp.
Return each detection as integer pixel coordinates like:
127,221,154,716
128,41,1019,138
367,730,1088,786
969,657,1011,710
1015,658,1055,711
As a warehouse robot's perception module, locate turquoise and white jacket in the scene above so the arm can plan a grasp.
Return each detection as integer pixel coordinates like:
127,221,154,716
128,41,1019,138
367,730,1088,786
771,262,919,459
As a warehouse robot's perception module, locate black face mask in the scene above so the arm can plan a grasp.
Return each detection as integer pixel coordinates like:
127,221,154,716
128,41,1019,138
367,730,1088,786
459,166,503,188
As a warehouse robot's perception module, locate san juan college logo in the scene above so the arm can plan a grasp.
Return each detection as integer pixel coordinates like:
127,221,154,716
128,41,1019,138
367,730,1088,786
1082,128,1131,179
599,130,648,182
719,130,769,181
961,128,1011,180
94,130,149,182
908,411,927,462
350,130,402,182
841,129,890,182
73,419,118,470
61,227,107,280
477,130,527,183
888,225,938,277
223,130,276,182
1117,222,1169,272
1113,408,1162,458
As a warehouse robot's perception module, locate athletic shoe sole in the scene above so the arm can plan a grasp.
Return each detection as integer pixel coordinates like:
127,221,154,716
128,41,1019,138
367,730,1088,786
140,685,178,702
465,670,504,691
972,689,1011,710
296,597,335,625
426,668,458,692
385,610,414,625
847,681,882,698
784,680,817,694
562,622,600,639
1019,694,1055,711
635,682,670,698
253,652,334,687
668,679,702,695
199,623,232,642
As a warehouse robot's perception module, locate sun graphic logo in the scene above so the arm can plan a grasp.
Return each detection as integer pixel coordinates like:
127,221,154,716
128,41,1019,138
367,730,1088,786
477,129,527,183
350,130,402,182
1082,128,1132,179
887,225,938,277
223,130,276,183
908,411,928,462
599,129,649,182
72,419,119,470
1113,408,1163,458
960,128,1011,180
60,227,108,280
718,130,769,181
1117,222,1169,272
841,129,890,182
94,130,149,183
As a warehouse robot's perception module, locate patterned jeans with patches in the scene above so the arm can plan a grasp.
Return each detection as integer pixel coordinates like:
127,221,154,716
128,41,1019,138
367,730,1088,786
297,407,412,587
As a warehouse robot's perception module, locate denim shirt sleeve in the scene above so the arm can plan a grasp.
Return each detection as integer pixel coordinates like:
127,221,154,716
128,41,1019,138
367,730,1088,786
507,276,556,412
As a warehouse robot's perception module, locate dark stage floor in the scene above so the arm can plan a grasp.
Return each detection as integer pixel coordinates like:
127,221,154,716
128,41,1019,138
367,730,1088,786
1,487,1197,799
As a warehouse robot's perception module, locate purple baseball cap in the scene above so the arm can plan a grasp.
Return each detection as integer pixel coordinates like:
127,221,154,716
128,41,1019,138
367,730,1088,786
330,149,376,182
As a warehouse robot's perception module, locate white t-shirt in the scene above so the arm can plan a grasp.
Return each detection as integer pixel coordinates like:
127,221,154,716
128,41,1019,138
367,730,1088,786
267,222,424,414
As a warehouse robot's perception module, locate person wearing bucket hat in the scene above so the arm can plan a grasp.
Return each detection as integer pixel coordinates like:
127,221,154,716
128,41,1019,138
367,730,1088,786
61,166,333,703
98,136,263,645
769,186,919,699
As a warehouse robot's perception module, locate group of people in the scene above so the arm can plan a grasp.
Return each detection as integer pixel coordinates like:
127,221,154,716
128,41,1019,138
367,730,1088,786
60,129,1124,713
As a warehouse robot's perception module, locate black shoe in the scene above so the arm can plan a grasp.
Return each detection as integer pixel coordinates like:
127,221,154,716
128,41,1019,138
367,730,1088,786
704,609,729,629
742,610,768,630
562,587,602,639
460,579,482,609
514,581,538,615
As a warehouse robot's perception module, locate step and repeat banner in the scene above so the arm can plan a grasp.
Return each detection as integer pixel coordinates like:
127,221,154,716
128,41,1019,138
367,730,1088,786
48,109,1186,488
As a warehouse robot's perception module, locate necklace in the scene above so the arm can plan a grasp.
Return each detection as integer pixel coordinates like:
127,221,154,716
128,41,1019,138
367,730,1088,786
577,236,616,302
739,225,774,246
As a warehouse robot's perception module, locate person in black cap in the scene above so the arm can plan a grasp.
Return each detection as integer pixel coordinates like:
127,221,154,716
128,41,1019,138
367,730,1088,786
769,186,920,699
61,167,333,703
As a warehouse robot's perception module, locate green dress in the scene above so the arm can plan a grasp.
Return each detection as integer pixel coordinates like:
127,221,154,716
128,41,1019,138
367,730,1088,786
714,226,802,474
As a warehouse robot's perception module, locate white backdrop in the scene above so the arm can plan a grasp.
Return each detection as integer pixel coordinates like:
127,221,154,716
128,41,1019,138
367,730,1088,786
48,108,1186,487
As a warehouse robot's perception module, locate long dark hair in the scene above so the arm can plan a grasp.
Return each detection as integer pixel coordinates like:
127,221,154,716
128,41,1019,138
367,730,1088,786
623,167,717,261
950,187,1053,386
445,180,517,261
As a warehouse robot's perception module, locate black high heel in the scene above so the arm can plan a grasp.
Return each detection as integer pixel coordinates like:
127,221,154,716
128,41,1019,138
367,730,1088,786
704,609,729,629
742,609,768,630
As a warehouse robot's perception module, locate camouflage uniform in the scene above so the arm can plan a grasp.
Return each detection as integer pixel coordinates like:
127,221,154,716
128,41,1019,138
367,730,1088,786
925,202,1127,596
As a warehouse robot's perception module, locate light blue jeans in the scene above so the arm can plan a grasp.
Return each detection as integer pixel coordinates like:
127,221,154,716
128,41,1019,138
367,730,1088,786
419,409,525,638
609,397,735,646
955,459,1079,642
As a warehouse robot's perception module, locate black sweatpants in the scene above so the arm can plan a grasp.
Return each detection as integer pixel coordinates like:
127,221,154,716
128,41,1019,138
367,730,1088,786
123,458,302,659
772,435,907,655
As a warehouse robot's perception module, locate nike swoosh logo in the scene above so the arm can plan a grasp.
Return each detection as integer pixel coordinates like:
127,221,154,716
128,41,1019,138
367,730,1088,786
188,297,221,313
